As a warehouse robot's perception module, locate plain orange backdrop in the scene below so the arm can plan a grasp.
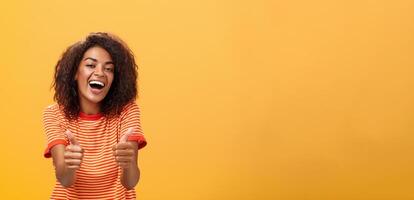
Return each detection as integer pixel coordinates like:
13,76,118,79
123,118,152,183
0,0,414,199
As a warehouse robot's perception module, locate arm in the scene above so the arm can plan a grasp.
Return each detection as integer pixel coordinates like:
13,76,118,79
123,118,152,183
115,103,147,189
51,131,84,188
114,129,141,189
119,142,140,190
51,144,77,187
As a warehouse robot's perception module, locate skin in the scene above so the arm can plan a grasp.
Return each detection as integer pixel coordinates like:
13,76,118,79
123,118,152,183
51,46,140,189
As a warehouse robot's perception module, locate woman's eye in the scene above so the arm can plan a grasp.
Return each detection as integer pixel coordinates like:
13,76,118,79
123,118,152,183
86,64,95,68
105,67,114,72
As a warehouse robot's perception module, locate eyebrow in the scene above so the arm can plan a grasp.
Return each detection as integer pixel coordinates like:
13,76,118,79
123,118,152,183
84,57,97,62
84,57,114,65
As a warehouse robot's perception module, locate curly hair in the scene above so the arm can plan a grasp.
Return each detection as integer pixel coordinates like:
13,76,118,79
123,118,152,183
53,32,138,120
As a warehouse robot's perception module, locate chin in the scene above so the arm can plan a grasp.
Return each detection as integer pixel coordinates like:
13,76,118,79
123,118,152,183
86,94,107,104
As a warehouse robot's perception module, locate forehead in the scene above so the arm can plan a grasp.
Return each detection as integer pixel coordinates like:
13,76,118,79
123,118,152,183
82,46,113,61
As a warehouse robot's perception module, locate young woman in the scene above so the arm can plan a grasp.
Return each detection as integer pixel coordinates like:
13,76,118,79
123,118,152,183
43,32,147,199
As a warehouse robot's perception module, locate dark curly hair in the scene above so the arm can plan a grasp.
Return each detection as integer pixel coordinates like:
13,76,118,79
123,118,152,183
53,32,138,120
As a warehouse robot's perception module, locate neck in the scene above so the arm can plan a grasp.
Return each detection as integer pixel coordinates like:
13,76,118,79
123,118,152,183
79,100,101,115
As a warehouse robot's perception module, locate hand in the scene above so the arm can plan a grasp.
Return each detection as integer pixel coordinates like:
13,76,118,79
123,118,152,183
64,130,84,169
113,128,138,169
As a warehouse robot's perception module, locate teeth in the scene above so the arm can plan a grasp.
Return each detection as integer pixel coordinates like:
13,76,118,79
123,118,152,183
89,80,105,87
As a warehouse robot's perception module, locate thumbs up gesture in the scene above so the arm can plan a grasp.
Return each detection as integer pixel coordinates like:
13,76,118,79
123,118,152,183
113,128,138,169
64,130,84,169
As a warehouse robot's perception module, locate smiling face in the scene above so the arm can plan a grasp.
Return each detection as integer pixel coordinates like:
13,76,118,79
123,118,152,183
75,46,115,114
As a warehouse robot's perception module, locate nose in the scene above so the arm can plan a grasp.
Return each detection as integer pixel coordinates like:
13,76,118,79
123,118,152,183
93,65,104,77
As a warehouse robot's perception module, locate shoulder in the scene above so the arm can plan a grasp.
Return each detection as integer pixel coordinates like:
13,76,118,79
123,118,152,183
43,104,66,120
120,101,141,117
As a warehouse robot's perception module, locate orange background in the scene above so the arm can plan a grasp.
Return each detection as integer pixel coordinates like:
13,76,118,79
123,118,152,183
1,0,414,199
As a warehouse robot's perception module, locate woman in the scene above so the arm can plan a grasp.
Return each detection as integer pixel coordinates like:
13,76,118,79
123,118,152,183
43,32,147,199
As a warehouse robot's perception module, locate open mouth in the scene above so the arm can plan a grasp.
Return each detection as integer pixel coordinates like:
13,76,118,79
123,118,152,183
89,80,105,90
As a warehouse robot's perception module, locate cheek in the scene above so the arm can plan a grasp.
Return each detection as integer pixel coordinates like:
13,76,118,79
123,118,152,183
107,75,115,89
76,69,88,81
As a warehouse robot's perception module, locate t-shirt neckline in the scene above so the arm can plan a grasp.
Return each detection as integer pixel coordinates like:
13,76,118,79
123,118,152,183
79,112,103,120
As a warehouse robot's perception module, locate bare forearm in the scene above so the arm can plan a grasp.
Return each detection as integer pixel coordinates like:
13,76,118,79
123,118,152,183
115,138,141,190
121,163,140,190
55,163,77,187
51,142,82,188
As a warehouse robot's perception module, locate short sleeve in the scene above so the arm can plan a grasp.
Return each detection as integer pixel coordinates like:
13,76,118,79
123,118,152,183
120,102,147,150
43,105,68,158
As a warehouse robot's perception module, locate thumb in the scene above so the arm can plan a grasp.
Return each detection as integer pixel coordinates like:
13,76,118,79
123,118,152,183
65,130,79,145
119,128,135,143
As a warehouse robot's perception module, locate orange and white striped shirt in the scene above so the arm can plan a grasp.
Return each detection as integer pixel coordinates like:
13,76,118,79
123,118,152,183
43,102,147,200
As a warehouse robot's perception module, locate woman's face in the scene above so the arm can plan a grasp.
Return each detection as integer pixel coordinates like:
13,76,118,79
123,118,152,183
75,46,115,110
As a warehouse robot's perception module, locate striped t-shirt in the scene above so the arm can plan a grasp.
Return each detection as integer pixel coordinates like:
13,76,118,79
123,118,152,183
43,102,147,200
